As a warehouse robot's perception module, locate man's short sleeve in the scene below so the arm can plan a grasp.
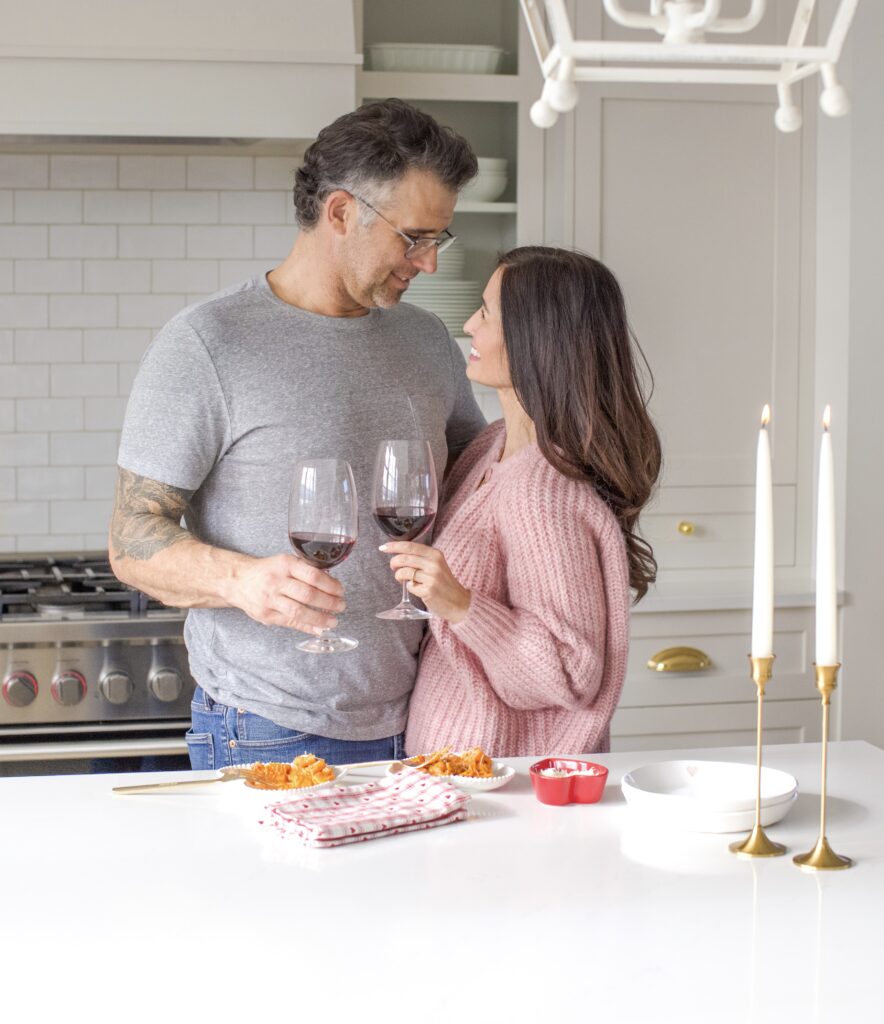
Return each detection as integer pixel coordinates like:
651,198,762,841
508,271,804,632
117,315,230,491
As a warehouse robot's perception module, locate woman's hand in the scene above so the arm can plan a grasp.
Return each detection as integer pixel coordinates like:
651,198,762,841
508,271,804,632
379,542,471,624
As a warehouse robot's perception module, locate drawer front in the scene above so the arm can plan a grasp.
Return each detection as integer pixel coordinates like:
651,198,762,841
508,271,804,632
610,698,822,752
623,607,813,707
641,485,795,570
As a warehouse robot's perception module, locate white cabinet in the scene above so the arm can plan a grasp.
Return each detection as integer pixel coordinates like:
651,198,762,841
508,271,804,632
356,0,544,424
612,605,821,752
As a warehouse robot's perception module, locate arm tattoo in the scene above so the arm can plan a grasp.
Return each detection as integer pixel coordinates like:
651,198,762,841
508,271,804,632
110,469,195,561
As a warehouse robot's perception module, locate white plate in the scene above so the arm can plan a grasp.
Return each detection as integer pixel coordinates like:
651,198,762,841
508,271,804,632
222,763,348,795
621,789,798,834
621,760,798,814
387,760,515,792
367,43,504,75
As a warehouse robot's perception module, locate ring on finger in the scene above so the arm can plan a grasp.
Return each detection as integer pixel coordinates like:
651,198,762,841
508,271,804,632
412,568,421,584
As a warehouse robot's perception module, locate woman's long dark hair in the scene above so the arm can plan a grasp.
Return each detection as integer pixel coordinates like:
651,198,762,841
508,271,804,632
497,246,662,601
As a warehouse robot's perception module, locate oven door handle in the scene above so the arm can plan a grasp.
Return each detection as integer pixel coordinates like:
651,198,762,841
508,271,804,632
0,737,188,763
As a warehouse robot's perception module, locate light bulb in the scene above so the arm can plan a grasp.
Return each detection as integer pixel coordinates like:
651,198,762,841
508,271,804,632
820,85,849,118
530,98,559,129
774,104,802,133
546,77,578,113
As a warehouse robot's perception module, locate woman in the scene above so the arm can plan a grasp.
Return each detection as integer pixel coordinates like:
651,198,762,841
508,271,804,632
381,246,662,757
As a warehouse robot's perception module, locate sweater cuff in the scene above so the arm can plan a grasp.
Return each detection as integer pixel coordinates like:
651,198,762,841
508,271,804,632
450,590,517,662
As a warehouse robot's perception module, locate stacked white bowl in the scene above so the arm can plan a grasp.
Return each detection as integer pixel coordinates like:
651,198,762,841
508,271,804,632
405,246,480,337
460,157,508,203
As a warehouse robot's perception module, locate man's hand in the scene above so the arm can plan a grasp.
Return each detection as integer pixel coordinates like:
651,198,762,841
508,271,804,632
380,541,471,624
229,554,346,634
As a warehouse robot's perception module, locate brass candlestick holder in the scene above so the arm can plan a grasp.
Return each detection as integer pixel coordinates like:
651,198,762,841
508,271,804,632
730,654,787,858
793,663,853,871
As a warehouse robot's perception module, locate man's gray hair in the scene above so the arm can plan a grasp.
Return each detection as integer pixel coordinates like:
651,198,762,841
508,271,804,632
293,99,478,229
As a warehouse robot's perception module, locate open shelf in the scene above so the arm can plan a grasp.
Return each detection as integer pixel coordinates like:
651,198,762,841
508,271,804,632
357,70,521,103
455,201,517,214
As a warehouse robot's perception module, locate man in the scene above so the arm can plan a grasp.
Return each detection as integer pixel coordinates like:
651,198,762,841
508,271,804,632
110,99,486,769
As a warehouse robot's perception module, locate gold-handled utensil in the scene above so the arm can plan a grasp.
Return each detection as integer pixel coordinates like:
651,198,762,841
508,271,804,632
112,765,262,795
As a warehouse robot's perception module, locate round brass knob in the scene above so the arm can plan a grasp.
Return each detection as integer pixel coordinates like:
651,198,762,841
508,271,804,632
677,521,696,536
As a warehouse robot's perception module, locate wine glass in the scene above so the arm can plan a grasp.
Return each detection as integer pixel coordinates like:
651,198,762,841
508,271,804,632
287,458,359,653
372,440,439,620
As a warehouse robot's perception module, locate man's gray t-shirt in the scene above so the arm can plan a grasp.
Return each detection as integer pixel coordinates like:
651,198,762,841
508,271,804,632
118,274,486,740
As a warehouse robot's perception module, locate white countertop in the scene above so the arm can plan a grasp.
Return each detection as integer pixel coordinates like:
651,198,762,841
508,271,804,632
2,740,882,1023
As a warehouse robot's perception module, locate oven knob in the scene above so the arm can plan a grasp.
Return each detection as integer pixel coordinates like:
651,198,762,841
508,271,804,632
149,668,182,703
100,671,134,706
2,671,38,707
51,671,86,706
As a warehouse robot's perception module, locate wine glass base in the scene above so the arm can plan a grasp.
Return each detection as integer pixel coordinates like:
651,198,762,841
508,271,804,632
296,635,359,654
376,604,431,621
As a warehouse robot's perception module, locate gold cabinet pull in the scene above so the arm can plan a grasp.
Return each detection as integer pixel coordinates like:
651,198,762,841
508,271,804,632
677,521,695,536
647,646,712,673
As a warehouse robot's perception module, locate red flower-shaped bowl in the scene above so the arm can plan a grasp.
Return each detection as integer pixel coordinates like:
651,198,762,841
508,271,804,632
529,758,609,806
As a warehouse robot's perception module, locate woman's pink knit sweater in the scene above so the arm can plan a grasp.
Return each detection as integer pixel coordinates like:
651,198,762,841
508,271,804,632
405,420,631,759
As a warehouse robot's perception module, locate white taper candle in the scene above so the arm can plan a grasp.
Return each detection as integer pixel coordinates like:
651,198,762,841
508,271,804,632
751,405,774,658
815,406,838,666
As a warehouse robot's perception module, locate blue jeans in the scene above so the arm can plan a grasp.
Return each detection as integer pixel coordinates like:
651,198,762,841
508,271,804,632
186,685,406,769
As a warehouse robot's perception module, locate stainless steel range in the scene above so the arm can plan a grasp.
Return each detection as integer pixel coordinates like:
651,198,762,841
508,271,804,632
0,552,194,775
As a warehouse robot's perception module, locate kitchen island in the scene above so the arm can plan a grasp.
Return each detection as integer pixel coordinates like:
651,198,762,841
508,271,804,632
2,741,882,1023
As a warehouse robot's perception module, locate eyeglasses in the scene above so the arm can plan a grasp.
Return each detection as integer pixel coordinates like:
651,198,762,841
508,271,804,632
347,191,457,260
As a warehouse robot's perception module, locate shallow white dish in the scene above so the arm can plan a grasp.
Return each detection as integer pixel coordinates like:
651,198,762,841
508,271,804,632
387,760,515,793
621,790,798,834
224,763,348,795
367,43,505,75
461,171,508,203
621,760,798,814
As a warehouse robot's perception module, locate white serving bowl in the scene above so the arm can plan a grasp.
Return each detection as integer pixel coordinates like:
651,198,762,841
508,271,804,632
460,171,508,203
621,760,798,815
621,790,798,835
367,43,504,75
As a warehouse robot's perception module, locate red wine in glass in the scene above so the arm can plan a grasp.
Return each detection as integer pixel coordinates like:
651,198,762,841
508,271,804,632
372,507,436,542
288,532,356,568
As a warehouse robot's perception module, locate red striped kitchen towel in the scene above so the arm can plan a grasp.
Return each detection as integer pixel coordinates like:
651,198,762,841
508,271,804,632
260,767,470,847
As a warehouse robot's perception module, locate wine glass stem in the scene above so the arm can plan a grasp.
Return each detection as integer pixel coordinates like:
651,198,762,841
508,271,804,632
400,580,413,608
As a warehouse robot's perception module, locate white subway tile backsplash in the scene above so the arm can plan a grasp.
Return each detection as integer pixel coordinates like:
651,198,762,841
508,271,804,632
2,147,308,550
0,501,49,535
255,157,298,191
187,156,253,190
83,329,151,363
15,190,82,224
51,363,117,397
51,499,110,535
0,364,48,398
49,294,116,328
14,260,82,294
0,296,48,328
84,396,128,431
119,225,185,259
119,156,186,190
0,433,49,466
0,155,48,188
220,191,287,225
152,259,217,294
51,155,117,189
50,225,116,258
17,466,84,500
152,191,218,224
117,362,140,395
14,330,82,363
118,294,186,329
84,260,151,294
16,534,85,553
0,226,48,259
187,225,253,259
84,190,150,224
17,397,84,432
51,431,119,466
217,261,273,290
254,225,296,259
85,465,118,499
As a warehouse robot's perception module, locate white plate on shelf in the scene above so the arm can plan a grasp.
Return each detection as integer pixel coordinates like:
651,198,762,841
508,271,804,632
388,760,515,793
